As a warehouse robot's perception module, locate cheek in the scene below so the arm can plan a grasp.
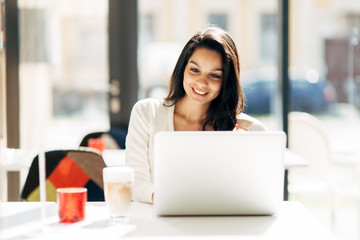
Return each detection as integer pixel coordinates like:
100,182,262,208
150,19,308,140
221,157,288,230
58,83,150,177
213,82,222,93
182,74,190,91
183,70,192,81
183,71,194,86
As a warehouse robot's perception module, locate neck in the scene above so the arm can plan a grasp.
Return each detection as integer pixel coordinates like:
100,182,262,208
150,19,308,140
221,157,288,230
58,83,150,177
174,96,209,122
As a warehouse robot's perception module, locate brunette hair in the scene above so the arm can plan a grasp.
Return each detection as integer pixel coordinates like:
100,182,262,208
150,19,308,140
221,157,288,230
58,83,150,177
164,27,244,130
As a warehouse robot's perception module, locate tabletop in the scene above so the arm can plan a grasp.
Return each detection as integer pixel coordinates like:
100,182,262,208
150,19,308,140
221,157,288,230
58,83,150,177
0,201,339,240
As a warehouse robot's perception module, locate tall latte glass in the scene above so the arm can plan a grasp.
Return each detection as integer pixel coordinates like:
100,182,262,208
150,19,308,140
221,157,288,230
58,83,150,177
103,167,134,221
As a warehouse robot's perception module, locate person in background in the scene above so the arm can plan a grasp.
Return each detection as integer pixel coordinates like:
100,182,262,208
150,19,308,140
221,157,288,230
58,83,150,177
126,26,265,203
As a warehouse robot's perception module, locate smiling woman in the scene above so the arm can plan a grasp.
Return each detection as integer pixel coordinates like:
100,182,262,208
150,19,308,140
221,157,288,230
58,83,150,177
125,27,266,204
175,48,224,131
164,27,246,131
182,48,223,107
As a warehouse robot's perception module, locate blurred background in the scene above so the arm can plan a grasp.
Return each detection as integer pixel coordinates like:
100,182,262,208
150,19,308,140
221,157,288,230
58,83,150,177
1,0,360,239
2,0,359,149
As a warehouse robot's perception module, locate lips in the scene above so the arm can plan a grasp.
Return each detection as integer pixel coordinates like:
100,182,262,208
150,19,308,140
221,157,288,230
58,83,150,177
192,87,208,96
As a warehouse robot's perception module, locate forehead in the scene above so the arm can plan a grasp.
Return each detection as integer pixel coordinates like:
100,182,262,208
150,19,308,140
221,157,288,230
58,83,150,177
188,48,223,69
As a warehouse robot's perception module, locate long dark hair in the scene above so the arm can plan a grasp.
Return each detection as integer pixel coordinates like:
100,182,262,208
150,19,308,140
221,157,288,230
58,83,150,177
164,27,244,130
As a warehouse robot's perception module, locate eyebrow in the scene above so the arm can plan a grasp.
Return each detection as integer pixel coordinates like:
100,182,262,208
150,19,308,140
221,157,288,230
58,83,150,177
189,60,223,72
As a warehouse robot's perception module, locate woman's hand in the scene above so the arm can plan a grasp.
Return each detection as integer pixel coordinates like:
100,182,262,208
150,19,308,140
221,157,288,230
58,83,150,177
235,124,247,131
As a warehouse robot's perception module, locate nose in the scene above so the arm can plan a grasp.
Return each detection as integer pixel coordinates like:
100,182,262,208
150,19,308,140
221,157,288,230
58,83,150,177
196,74,208,86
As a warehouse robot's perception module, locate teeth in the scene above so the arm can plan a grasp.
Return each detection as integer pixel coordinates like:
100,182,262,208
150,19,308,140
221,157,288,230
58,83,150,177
193,88,206,95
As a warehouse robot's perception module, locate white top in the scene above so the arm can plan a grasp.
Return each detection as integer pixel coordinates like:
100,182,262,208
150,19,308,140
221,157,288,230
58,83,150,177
125,98,266,203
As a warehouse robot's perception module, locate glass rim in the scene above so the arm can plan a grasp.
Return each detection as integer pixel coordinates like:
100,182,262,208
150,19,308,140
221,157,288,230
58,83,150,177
56,187,87,193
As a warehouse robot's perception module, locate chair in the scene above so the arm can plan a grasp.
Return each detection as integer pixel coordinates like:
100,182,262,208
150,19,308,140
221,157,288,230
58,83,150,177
287,112,337,227
20,149,106,201
288,112,333,187
79,127,128,149
288,111,360,231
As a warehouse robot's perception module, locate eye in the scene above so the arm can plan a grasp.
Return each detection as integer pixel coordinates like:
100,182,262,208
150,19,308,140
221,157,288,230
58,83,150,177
210,73,222,79
190,68,199,73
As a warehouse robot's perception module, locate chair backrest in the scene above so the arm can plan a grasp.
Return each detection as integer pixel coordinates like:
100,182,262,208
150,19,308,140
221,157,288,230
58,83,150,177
79,132,104,147
288,111,332,181
20,149,106,201
79,127,128,149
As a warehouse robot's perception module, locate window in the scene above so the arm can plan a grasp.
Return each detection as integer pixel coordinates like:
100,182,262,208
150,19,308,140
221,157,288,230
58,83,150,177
0,0,5,143
18,0,109,150
138,0,280,130
208,13,228,30
260,13,277,61
141,14,155,42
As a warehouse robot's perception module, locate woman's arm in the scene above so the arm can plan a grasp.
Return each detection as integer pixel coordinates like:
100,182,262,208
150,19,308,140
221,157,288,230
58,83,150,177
125,101,155,203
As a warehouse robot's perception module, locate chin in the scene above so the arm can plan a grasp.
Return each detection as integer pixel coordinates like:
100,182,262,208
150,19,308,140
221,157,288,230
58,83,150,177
190,96,213,106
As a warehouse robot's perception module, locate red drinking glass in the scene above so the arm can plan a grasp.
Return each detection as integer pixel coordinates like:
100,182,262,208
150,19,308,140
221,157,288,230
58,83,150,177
57,188,87,223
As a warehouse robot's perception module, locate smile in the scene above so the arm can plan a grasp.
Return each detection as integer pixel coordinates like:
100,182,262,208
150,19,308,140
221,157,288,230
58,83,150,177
192,87,208,96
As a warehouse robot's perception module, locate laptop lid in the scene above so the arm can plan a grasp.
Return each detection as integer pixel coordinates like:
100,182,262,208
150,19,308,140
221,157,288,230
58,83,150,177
154,131,286,216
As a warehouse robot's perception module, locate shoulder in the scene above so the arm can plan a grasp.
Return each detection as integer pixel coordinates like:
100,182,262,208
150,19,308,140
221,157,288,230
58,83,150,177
129,98,173,134
133,98,163,108
132,98,165,113
236,113,266,131
131,98,173,121
129,98,165,131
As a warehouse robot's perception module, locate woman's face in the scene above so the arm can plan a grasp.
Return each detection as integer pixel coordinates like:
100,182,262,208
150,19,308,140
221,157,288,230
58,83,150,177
183,48,223,106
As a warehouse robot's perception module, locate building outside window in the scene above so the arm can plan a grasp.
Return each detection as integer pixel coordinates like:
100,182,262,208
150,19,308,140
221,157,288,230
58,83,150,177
208,13,228,31
260,13,277,61
18,0,109,150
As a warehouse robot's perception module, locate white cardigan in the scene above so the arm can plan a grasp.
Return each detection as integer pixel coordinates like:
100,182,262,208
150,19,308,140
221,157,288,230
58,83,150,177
125,98,266,203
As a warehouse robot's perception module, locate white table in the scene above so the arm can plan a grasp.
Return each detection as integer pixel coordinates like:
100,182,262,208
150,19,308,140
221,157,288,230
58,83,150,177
0,149,36,201
0,201,339,240
284,149,308,168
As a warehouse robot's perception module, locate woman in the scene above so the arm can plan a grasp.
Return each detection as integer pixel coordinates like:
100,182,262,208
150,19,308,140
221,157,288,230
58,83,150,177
126,27,265,203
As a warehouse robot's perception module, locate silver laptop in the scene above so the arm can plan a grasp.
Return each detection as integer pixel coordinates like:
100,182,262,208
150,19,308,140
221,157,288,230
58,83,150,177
154,131,286,216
